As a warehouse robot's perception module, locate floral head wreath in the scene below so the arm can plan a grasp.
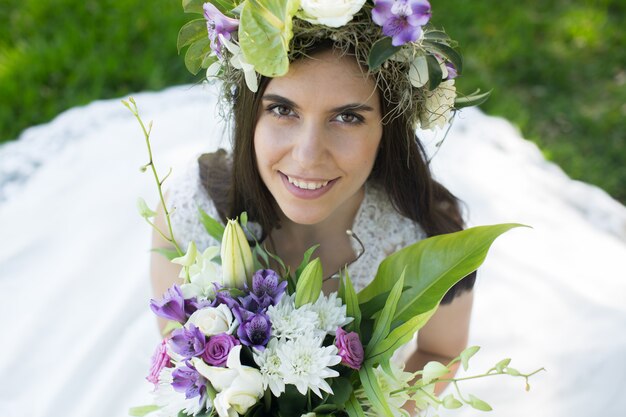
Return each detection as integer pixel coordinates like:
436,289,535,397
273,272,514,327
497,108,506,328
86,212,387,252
178,0,490,130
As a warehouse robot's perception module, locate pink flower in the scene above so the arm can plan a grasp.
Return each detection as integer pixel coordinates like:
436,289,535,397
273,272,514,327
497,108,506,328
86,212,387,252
146,338,172,387
203,333,240,367
335,327,364,370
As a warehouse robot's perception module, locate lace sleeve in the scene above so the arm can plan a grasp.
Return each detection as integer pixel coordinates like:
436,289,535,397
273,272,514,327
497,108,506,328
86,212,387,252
166,160,221,251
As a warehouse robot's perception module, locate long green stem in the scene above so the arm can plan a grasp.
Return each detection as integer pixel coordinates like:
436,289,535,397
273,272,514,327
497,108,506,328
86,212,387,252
123,97,183,257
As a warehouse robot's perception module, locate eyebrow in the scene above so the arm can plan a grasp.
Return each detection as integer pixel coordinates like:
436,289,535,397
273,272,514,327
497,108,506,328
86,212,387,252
262,94,375,113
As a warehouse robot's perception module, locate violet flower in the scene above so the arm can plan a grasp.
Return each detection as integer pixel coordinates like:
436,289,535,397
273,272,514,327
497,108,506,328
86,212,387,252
203,333,240,367
445,61,458,79
150,284,186,324
372,0,432,46
172,362,207,402
335,327,364,370
169,324,206,359
233,307,271,350
203,3,239,59
249,269,287,310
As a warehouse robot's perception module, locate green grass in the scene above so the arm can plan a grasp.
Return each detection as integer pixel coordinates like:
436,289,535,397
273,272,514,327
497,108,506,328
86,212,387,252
1,0,624,204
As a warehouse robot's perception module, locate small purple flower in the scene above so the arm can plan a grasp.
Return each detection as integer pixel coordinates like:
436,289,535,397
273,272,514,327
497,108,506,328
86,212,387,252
203,2,239,58
169,324,206,359
172,362,207,401
233,307,271,350
250,269,287,309
335,327,364,370
146,338,172,387
184,297,213,317
203,333,240,366
150,285,186,324
211,286,240,310
372,0,432,46
445,61,458,79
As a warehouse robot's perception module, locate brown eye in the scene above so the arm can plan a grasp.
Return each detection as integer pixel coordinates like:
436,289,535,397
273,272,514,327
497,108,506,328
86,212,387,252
334,112,363,124
270,105,294,117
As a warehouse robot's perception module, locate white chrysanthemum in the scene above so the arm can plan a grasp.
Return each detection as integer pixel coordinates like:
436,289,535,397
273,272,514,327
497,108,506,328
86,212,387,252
152,366,206,417
267,294,319,339
355,363,413,417
253,339,285,397
276,333,341,398
310,292,352,335
419,80,457,130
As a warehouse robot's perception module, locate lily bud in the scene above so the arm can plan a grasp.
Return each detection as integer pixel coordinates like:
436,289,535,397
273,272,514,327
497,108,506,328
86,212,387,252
221,219,254,289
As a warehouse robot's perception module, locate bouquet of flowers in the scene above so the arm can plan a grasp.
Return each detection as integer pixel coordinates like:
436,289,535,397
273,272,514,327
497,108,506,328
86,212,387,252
125,99,542,417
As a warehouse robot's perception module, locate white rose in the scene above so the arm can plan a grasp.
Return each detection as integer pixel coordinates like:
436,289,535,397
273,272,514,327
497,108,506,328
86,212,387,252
300,0,366,28
419,80,457,130
187,304,235,336
193,346,264,417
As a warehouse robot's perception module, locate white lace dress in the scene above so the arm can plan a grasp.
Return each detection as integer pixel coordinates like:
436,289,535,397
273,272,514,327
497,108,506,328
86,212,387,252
167,160,427,292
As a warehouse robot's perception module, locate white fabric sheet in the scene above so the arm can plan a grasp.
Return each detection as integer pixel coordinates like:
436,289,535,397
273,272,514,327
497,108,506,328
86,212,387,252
0,85,624,417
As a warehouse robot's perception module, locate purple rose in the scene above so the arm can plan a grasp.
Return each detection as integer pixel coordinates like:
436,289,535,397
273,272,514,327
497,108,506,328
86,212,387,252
146,338,172,387
203,333,240,366
335,327,364,370
372,0,432,46
169,323,206,359
150,285,187,324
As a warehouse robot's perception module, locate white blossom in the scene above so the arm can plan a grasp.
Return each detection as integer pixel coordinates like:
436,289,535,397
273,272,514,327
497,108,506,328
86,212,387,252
310,292,352,335
187,303,236,336
152,366,206,417
267,294,319,339
300,0,366,28
253,339,286,397
276,332,341,398
419,79,456,130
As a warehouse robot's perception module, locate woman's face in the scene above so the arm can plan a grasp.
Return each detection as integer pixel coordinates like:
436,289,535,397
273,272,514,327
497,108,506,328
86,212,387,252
254,49,383,226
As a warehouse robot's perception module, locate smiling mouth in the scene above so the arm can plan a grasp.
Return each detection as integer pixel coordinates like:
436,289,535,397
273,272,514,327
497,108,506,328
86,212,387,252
286,175,330,190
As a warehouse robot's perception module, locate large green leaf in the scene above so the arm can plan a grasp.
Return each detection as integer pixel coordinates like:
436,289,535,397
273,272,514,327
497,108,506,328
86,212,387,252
184,38,212,74
358,365,394,417
177,19,207,54
295,257,323,307
238,0,300,77
358,224,525,323
339,269,361,334
368,37,401,70
345,392,366,417
365,271,404,354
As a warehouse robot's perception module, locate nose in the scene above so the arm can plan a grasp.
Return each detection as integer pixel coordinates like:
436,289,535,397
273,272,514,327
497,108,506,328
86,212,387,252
291,120,328,169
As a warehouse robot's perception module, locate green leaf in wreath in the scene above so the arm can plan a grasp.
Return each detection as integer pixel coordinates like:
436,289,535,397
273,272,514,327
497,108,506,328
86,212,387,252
426,54,443,90
182,0,206,14
455,89,492,109
358,224,526,323
238,0,300,77
185,38,212,75
368,37,401,70
423,39,463,76
177,19,208,54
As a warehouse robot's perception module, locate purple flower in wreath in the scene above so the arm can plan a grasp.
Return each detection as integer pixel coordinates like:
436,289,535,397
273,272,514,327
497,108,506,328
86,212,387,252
372,0,432,46
172,362,207,401
233,307,271,350
203,2,239,58
150,284,187,324
169,323,206,359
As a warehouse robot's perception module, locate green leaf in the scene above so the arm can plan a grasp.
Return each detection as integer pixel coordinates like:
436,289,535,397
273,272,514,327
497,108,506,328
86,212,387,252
151,247,181,261
423,40,463,75
455,89,492,109
365,271,405,354
423,30,451,41
505,367,521,376
182,0,206,14
240,211,248,227
137,197,156,218
184,38,212,75
198,206,226,242
212,0,239,14
460,345,480,371
161,320,182,336
295,258,323,307
345,392,366,417
129,404,160,416
358,224,526,323
239,0,299,77
426,54,443,90
442,394,463,409
368,37,401,70
340,269,361,334
295,244,320,278
468,394,493,411
358,365,394,417
328,376,353,405
422,361,450,385
495,358,511,373
177,19,207,54
365,307,436,364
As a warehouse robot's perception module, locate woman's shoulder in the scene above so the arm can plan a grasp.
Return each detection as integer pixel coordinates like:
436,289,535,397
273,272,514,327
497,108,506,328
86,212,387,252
166,154,225,251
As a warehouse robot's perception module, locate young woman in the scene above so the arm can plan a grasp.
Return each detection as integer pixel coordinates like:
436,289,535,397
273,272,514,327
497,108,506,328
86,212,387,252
152,0,478,403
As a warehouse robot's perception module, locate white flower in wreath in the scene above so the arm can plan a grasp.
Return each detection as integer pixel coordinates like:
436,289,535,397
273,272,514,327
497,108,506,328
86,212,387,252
419,79,457,130
300,0,367,28
219,34,259,92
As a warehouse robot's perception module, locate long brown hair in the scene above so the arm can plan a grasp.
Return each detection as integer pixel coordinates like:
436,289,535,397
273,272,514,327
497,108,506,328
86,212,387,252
200,49,475,304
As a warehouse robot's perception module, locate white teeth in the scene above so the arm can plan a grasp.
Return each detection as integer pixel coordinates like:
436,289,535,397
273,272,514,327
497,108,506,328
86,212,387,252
287,176,329,190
